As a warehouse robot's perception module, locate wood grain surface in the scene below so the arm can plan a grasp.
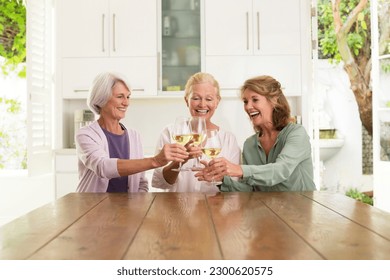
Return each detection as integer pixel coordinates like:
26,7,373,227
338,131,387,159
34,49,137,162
1,191,389,260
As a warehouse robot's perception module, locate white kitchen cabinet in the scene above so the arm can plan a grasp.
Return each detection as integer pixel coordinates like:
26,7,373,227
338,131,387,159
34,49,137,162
205,55,302,95
54,150,79,199
56,0,157,58
160,0,202,92
55,0,158,149
204,0,311,130
204,0,305,96
61,57,157,99
56,0,158,96
205,0,301,56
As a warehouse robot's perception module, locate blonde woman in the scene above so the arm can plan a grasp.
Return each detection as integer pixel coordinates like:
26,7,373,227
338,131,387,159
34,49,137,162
152,72,241,192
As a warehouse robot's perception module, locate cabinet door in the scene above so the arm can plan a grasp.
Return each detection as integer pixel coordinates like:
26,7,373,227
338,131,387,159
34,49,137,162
110,0,157,57
55,153,79,199
57,0,109,58
56,173,79,198
206,55,301,95
253,0,301,55
205,0,252,56
61,57,158,98
205,0,301,56
57,0,157,58
161,0,202,91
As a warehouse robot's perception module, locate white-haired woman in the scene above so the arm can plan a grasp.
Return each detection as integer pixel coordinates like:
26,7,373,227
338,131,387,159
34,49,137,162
75,72,188,193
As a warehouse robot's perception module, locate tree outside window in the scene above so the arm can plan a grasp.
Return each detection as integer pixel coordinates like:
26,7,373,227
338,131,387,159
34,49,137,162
0,0,27,170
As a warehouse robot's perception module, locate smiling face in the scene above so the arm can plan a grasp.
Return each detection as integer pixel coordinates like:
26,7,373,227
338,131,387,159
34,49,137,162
100,81,130,121
242,89,274,128
185,82,220,123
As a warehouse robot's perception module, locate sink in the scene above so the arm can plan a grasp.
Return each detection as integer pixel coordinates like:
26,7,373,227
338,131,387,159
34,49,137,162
319,138,345,162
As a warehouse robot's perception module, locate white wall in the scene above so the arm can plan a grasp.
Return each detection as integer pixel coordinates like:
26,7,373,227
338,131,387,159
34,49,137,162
317,60,373,192
122,96,254,155
0,173,54,226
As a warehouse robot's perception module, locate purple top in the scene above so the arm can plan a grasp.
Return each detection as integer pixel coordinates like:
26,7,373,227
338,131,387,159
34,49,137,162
75,121,148,193
102,124,129,192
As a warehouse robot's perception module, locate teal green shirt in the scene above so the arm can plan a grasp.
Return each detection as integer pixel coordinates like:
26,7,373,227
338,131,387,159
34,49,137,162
220,123,316,192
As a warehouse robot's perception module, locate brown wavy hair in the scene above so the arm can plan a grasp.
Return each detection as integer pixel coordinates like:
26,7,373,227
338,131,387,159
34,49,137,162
240,75,293,132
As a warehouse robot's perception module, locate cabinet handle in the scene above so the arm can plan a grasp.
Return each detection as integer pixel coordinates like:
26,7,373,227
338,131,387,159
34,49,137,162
257,12,260,50
246,12,249,50
112,13,116,52
102,14,105,52
157,52,161,90
132,88,145,93
73,89,89,93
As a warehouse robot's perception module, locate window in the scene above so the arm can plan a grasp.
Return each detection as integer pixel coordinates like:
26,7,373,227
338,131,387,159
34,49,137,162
26,0,53,175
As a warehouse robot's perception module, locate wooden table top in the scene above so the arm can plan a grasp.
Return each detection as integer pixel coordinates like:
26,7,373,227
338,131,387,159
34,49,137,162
1,191,390,260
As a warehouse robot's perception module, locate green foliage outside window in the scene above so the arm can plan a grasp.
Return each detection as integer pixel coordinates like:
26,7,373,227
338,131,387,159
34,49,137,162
0,0,27,170
0,0,26,77
318,0,390,72
0,96,26,169
317,0,369,63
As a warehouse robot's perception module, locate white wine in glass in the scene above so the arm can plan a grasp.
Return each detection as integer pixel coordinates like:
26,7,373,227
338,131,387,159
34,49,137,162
171,116,192,172
201,129,222,186
173,134,193,145
189,116,206,171
201,147,221,159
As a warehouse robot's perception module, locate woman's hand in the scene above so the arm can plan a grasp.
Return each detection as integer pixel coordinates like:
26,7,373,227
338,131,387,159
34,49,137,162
152,143,189,167
194,157,243,182
185,139,202,160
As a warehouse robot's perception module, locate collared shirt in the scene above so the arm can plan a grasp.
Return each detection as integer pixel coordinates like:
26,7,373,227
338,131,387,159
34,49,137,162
221,123,316,192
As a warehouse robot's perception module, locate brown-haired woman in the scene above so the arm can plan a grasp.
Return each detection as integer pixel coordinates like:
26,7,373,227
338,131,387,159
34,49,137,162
196,75,316,192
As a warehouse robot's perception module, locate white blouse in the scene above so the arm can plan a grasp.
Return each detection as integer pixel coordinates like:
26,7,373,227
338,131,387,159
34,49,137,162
152,124,241,192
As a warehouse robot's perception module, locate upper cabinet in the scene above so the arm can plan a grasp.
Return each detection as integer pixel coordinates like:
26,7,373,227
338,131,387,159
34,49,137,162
57,0,157,58
204,0,305,96
56,0,158,100
160,0,201,92
55,0,158,149
205,0,300,56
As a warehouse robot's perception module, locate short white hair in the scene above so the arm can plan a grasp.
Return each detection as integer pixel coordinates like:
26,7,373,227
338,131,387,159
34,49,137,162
87,72,131,115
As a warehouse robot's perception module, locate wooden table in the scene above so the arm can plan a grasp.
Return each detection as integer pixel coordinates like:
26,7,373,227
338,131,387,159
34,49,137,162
1,191,390,260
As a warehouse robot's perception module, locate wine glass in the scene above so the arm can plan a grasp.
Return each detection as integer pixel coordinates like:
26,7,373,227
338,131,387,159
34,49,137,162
171,116,193,172
189,116,206,171
201,129,222,186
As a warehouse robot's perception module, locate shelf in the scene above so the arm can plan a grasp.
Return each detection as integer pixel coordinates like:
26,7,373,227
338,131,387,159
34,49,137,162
162,65,200,68
162,36,200,39
163,9,200,13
